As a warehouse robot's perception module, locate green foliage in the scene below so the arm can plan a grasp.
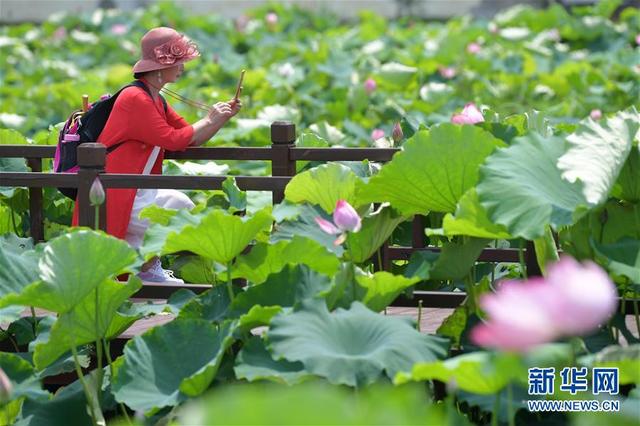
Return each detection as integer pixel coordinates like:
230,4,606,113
354,272,419,312
234,337,309,385
477,132,589,239
1,2,639,424
178,382,447,425
357,125,505,215
285,163,360,212
2,230,137,313
111,319,236,414
396,351,522,394
346,205,407,263
142,207,272,263
33,277,142,370
267,300,448,387
231,265,332,316
232,236,340,284
557,108,639,205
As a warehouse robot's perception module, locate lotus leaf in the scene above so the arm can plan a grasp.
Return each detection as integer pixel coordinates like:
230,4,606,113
267,300,448,387
357,125,505,215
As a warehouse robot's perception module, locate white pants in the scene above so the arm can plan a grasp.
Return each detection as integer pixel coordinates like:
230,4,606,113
125,188,195,248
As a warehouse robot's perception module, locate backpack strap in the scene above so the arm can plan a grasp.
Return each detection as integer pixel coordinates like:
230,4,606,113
105,80,168,154
130,80,168,113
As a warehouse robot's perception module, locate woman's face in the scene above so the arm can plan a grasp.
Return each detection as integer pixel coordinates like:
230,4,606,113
161,63,184,83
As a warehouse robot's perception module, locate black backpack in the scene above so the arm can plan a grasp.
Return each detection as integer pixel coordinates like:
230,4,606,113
54,80,167,199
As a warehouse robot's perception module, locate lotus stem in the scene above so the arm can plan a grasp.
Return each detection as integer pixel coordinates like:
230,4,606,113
417,299,423,332
104,339,131,424
349,261,357,303
518,239,527,279
9,205,18,236
492,390,500,426
226,261,234,303
95,289,103,403
463,237,477,314
30,306,37,336
507,383,515,426
94,206,99,230
0,327,19,352
71,344,100,426
633,289,640,338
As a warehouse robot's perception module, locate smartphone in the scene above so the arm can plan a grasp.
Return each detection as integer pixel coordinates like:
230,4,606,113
234,69,245,101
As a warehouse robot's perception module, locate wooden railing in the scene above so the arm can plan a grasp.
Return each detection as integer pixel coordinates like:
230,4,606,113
0,121,539,307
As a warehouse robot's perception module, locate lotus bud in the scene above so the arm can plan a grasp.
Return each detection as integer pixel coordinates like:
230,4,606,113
89,177,105,206
278,62,295,78
265,13,278,30
392,122,403,144
636,34,640,45
451,103,484,125
0,367,12,404
52,26,67,41
333,200,361,233
364,78,377,94
438,66,456,79
371,128,385,141
590,109,602,120
110,24,127,35
466,42,481,54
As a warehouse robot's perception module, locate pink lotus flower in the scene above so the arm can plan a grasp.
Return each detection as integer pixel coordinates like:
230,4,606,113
471,257,618,352
110,24,127,35
438,66,456,79
590,109,602,120
467,42,482,54
636,34,640,45
371,128,385,141
265,12,278,30
315,200,361,245
392,122,403,143
451,103,484,125
364,78,377,94
52,26,67,41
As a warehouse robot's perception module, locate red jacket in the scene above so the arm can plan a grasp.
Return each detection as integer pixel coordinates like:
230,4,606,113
72,84,195,240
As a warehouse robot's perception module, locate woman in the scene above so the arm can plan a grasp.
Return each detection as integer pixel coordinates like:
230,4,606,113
72,27,241,283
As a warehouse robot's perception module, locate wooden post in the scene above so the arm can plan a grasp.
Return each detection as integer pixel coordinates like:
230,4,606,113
77,143,106,231
412,214,427,248
525,240,542,277
26,158,44,242
270,121,296,205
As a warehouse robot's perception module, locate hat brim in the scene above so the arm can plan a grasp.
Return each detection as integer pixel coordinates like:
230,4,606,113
132,55,197,74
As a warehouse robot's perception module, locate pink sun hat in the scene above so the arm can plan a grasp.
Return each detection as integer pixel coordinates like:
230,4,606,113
132,27,200,74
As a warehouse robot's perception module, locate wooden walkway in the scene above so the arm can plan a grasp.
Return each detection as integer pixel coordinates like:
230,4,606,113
120,305,640,339
9,299,640,347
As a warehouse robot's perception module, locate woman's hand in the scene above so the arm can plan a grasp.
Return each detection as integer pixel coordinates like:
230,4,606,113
190,100,242,146
207,102,234,126
207,100,242,125
229,99,242,116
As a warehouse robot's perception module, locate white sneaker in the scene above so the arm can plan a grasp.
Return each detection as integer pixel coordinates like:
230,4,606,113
138,258,184,284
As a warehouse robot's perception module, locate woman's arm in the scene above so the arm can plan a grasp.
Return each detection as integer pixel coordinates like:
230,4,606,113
190,100,242,146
